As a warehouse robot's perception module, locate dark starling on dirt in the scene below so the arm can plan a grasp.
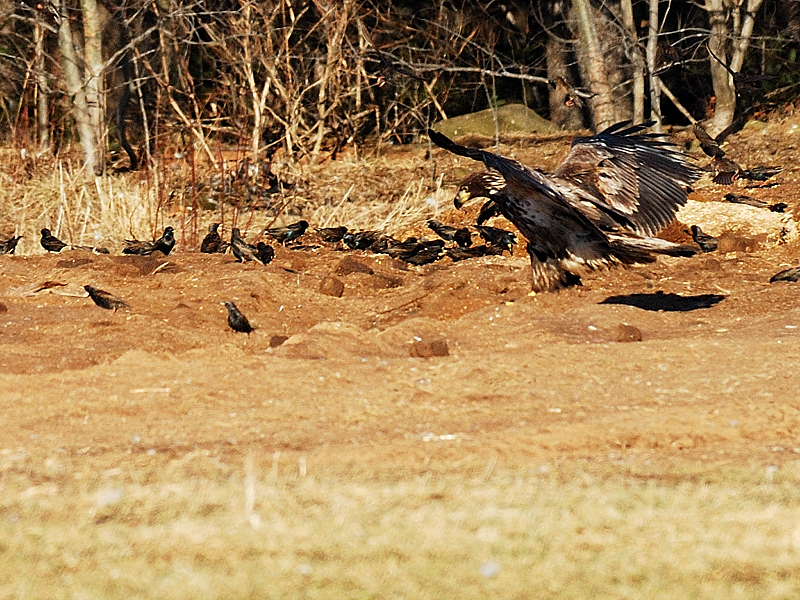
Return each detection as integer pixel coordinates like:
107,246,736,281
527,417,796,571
0,235,22,255
84,285,129,312
153,227,175,255
315,225,348,243
230,228,262,263
739,166,781,182
264,220,309,244
769,203,787,213
381,237,423,259
401,243,444,266
476,199,501,226
445,245,490,262
690,225,718,253
200,223,227,253
40,228,67,252
256,241,275,265
770,267,800,283
123,227,175,256
724,193,767,208
711,156,742,185
343,230,386,251
476,225,517,253
223,301,254,333
426,219,472,248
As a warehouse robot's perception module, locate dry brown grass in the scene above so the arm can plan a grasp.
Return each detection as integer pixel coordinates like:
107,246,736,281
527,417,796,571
0,146,450,254
2,458,800,599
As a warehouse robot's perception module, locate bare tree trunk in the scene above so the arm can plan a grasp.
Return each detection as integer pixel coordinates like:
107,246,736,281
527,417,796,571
704,0,764,135
620,0,644,124
571,0,617,129
57,0,100,174
646,0,662,131
81,0,104,174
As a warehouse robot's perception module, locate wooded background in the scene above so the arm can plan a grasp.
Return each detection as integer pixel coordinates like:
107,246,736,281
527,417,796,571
3,0,799,174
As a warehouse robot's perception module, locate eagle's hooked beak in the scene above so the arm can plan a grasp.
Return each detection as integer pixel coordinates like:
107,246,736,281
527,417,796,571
454,188,470,210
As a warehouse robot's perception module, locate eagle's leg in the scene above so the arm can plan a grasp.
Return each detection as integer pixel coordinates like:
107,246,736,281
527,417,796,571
526,243,582,292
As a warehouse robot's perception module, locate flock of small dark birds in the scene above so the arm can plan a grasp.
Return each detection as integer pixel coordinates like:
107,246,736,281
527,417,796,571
0,119,797,328
0,210,521,332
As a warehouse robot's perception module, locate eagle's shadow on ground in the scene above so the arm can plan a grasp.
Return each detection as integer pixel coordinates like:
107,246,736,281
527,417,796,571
599,291,726,312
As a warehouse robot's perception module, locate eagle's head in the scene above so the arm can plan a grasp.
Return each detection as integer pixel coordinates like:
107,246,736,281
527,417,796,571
454,171,506,209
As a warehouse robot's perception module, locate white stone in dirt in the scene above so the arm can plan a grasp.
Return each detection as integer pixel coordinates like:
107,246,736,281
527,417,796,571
677,200,797,247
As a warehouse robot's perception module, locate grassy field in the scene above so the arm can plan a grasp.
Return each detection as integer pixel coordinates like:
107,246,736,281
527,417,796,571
2,458,799,599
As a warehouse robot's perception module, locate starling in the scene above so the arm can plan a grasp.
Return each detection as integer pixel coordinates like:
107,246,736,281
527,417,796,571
264,220,309,244
690,225,718,253
0,235,22,255
40,228,67,252
402,244,444,265
476,225,517,253
315,225,348,243
84,285,129,311
476,199,501,225
256,241,275,264
200,223,227,253
770,268,800,283
123,227,175,256
723,193,767,208
445,245,489,262
230,228,262,263
711,156,742,185
343,230,387,251
427,219,472,248
223,301,254,333
693,123,727,159
386,239,444,261
739,166,781,182
153,227,175,255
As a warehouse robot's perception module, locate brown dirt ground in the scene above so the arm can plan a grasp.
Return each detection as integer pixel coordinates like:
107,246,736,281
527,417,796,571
3,112,800,483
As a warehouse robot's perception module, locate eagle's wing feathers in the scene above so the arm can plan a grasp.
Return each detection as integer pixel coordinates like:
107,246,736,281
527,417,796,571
553,123,700,236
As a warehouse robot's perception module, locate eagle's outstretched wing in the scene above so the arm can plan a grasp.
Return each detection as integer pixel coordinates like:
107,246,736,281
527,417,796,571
552,121,701,236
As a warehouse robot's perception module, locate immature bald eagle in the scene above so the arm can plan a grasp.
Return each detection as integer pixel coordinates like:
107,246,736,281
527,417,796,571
429,122,700,292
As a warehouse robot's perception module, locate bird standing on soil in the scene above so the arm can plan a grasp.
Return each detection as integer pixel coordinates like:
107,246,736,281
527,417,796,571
427,219,472,248
230,228,263,264
343,230,387,251
200,223,228,253
84,285,129,312
770,267,800,283
40,228,67,253
315,226,348,243
256,241,275,265
122,227,175,256
430,121,700,292
690,225,719,253
475,225,517,253
223,301,254,333
0,235,22,255
264,220,309,245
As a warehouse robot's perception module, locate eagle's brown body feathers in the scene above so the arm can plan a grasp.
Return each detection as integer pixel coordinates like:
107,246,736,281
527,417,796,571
430,122,700,292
